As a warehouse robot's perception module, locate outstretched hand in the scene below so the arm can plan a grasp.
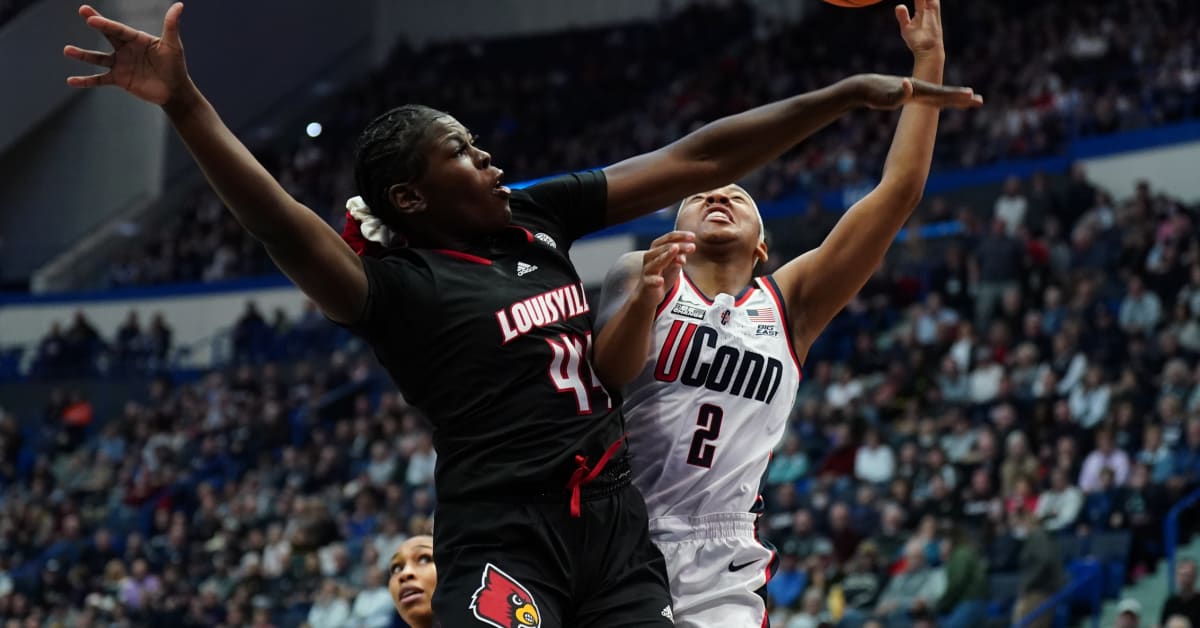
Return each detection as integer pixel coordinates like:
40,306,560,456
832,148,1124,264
63,3,193,107
852,74,983,111
635,231,695,306
896,0,944,59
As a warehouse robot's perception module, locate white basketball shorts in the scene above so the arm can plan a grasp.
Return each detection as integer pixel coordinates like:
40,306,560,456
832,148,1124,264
649,512,775,628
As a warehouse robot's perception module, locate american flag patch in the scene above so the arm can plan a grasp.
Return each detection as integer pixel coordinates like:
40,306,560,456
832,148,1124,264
747,307,775,323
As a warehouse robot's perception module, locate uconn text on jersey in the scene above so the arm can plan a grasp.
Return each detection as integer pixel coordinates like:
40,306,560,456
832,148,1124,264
653,321,785,403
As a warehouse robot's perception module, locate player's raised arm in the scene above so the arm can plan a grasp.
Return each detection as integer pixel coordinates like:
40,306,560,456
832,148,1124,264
594,232,695,389
771,0,976,363
601,56,980,226
64,4,367,323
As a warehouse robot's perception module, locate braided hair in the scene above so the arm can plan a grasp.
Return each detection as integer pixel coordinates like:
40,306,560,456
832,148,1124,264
342,104,448,256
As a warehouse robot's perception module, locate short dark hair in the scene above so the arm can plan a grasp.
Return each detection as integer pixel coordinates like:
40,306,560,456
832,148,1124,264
353,104,448,228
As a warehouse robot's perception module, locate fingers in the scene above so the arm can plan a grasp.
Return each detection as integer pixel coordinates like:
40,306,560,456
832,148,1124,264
895,4,912,29
66,72,112,89
648,230,695,248
78,4,100,19
85,13,140,43
63,45,113,68
643,245,680,277
162,2,184,47
911,80,984,108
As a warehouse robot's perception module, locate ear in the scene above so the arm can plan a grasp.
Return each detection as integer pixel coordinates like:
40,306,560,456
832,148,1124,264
754,239,769,265
388,183,426,215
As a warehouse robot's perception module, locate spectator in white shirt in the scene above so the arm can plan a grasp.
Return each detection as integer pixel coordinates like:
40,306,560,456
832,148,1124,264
856,428,896,485
349,568,395,628
968,348,1004,404
1034,468,1083,532
994,176,1029,236
1119,275,1163,336
307,579,351,628
405,433,437,487
827,365,864,409
1068,366,1111,429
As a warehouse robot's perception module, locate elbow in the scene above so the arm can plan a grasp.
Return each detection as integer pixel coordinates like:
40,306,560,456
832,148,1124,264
880,177,925,211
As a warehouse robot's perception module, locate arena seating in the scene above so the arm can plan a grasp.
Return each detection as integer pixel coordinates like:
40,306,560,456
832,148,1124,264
2,0,1200,625
101,0,1199,289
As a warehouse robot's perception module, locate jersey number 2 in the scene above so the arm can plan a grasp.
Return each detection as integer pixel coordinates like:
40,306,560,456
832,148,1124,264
686,404,724,468
547,332,612,414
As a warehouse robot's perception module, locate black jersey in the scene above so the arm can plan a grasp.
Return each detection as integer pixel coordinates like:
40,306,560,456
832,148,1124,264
349,170,624,501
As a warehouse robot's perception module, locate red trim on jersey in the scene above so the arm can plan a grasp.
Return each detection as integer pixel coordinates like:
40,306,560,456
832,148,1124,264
432,249,493,265
655,272,684,317
510,226,536,243
733,285,757,307
680,271,714,305
565,435,625,517
759,277,802,374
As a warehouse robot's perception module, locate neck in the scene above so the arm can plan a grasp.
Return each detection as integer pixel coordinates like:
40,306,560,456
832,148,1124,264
684,249,758,299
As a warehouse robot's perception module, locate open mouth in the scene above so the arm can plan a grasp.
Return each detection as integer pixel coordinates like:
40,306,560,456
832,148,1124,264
703,207,734,224
492,169,511,199
397,585,425,606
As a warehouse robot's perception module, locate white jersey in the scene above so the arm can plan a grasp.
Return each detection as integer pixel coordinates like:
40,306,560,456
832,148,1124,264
624,271,802,519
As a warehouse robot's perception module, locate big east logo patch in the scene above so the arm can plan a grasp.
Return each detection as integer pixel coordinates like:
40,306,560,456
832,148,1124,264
470,564,541,628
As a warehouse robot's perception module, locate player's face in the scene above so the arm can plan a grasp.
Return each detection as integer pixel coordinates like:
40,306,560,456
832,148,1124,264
389,536,437,626
676,185,767,260
410,117,512,239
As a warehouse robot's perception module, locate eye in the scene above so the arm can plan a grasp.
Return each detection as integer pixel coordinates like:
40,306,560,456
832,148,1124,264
417,554,432,565
390,564,403,575
510,594,522,605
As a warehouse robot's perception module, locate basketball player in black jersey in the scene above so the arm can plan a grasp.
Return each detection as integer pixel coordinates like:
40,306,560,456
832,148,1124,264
64,4,980,625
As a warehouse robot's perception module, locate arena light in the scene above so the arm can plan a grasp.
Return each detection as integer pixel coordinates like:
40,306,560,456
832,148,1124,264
305,122,323,138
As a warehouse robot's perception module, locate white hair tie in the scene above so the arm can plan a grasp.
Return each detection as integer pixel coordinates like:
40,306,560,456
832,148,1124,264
346,196,397,247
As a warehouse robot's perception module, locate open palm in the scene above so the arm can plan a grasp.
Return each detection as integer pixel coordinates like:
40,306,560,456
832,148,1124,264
897,0,944,57
64,3,190,106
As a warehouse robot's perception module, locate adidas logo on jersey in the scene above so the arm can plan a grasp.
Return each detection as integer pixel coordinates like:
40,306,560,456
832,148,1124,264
516,262,538,276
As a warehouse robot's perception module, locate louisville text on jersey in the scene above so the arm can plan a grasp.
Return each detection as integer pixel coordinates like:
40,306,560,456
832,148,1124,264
653,320,785,403
495,282,591,344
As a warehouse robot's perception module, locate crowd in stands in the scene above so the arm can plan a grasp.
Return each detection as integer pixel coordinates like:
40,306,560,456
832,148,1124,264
8,162,1200,626
102,0,1200,288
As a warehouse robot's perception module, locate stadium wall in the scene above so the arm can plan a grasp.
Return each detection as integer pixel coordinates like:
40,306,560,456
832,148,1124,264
0,0,377,285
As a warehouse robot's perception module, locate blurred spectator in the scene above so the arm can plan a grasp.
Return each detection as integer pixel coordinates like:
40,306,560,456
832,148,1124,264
768,433,810,487
1012,508,1065,628
855,428,895,486
348,567,393,627
1079,429,1131,492
1069,366,1112,429
1120,275,1164,336
1161,558,1200,628
934,525,988,628
872,539,946,627
994,177,1028,236
1034,468,1083,533
307,579,350,628
1117,598,1144,628
971,220,1023,328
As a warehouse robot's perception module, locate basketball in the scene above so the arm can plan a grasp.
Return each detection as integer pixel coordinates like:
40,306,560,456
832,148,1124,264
823,0,885,7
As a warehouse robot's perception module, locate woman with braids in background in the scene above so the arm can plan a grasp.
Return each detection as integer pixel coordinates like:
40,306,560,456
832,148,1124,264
63,4,980,624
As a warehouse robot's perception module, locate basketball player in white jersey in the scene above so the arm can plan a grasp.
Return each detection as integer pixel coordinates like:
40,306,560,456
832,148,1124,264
593,1,967,625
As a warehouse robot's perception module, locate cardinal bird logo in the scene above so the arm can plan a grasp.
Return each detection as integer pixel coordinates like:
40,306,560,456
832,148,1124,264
469,563,542,628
